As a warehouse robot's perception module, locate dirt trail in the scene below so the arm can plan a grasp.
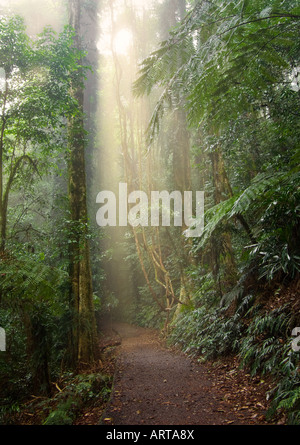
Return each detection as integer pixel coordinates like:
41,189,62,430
100,323,270,426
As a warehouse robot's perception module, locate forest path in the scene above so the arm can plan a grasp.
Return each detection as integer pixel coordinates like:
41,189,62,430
100,323,269,426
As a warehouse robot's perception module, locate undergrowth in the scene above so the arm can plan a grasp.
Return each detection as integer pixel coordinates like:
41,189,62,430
43,373,112,425
169,288,300,424
0,371,112,425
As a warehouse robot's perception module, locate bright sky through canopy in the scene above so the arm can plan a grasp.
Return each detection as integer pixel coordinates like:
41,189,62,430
113,28,133,55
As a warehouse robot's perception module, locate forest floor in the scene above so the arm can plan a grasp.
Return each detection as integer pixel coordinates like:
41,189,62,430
82,322,280,426
9,321,281,426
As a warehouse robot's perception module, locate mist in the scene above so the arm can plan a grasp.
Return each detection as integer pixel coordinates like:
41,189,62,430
1,0,299,428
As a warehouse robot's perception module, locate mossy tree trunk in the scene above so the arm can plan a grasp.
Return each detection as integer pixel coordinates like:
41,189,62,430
210,146,237,291
67,0,97,368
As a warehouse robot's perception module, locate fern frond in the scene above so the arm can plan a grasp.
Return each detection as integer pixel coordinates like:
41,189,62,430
194,168,299,250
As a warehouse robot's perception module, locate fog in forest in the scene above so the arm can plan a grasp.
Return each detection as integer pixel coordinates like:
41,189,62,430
1,0,299,426
0,0,165,320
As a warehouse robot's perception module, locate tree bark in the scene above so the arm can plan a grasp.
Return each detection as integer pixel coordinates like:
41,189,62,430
67,0,97,368
0,74,8,251
210,147,237,290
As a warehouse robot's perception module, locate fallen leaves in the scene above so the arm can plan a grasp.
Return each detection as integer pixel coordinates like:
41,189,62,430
99,324,276,426
204,355,274,424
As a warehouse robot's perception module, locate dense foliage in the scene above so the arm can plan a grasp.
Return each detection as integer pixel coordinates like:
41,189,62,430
0,0,299,426
0,12,101,422
132,0,300,424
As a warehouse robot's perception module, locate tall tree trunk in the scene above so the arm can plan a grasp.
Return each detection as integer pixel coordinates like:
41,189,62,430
210,146,237,290
173,108,191,193
67,0,97,368
0,74,8,252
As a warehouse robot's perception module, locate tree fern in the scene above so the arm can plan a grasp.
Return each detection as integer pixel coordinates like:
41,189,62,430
194,195,237,250
229,172,285,216
134,0,300,138
193,168,299,252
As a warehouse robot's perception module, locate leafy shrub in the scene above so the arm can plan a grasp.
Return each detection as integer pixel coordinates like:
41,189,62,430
169,295,253,360
43,373,112,425
267,347,300,425
131,284,166,329
170,295,300,424
239,306,291,375
238,306,300,423
44,401,75,425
